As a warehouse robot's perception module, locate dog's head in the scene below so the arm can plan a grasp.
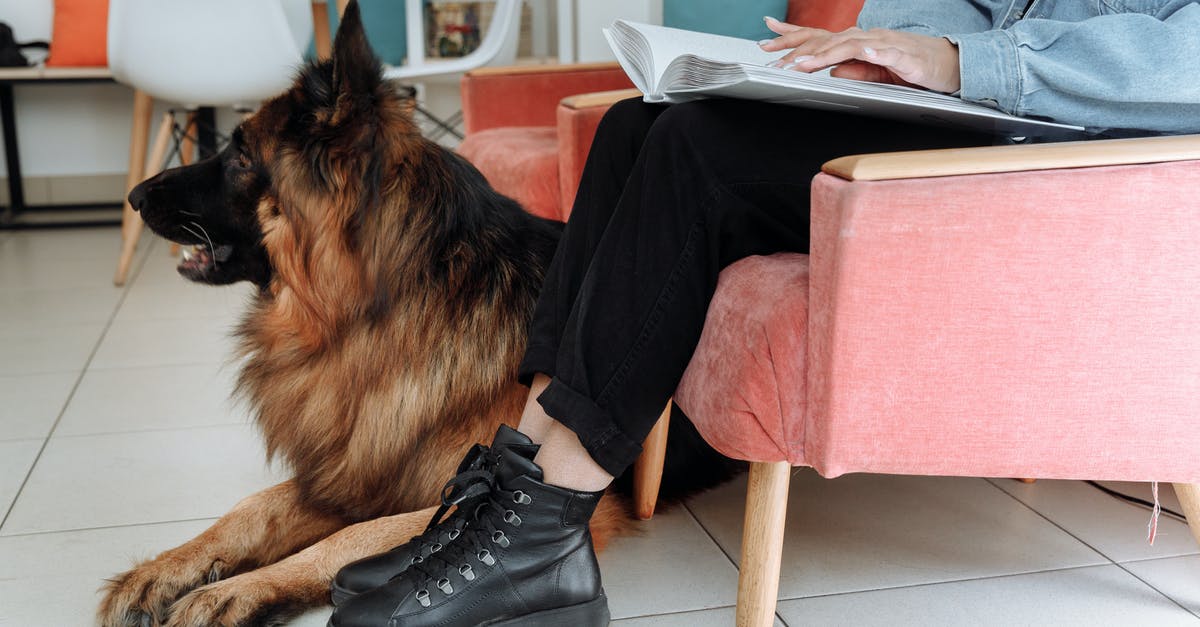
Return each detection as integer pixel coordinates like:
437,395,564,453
129,0,422,295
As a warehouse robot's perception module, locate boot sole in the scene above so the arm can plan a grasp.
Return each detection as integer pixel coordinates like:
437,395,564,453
485,592,610,627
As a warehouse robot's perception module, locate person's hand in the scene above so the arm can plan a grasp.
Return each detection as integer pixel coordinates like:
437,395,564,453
758,16,961,94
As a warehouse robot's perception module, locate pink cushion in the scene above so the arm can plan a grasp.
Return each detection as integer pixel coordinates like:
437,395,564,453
457,127,562,220
676,254,810,465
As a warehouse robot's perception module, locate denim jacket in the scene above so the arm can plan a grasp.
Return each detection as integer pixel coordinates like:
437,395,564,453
857,0,1200,134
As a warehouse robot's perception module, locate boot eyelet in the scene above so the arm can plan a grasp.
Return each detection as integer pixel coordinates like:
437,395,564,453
411,556,423,565
512,490,532,505
492,530,510,548
477,549,495,566
430,542,443,553
416,589,431,607
503,510,522,526
447,529,461,541
437,578,453,594
459,564,475,581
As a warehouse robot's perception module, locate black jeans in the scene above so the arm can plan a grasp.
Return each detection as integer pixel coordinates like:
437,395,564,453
517,97,994,476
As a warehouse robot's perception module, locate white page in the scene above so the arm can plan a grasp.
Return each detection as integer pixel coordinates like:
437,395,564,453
615,20,780,90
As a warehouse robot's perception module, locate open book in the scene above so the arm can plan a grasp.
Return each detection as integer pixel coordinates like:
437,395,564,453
603,20,1085,138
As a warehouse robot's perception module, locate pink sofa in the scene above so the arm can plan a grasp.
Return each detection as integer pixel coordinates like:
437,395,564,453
667,135,1200,625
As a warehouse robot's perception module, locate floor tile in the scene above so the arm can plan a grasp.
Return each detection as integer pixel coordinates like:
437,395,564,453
612,605,784,626
991,479,1199,562
0,286,122,329
0,227,142,290
0,440,41,520
1,425,285,535
599,508,741,620
775,565,1199,627
88,316,241,370
55,363,250,437
687,470,1107,600
117,273,256,322
0,322,105,376
0,519,212,627
1124,555,1200,616
0,372,78,441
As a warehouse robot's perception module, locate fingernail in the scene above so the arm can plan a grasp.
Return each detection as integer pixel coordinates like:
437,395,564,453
794,55,813,63
764,15,778,23
757,39,773,47
782,62,799,70
766,59,783,68
864,46,877,57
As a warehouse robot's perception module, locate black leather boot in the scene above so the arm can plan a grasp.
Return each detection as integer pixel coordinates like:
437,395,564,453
330,426,539,605
329,444,609,627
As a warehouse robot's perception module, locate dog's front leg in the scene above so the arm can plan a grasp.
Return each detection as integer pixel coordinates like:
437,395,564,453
98,480,346,627
164,507,435,627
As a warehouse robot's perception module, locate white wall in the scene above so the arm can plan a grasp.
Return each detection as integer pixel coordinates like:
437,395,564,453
574,0,663,62
0,0,662,180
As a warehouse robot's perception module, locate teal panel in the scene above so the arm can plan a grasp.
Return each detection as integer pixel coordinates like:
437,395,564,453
663,0,789,41
307,0,408,65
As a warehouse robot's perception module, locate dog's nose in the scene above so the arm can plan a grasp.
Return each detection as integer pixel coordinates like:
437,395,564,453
128,185,148,213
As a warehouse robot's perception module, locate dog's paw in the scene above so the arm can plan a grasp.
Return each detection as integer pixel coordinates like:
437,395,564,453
98,558,228,627
164,575,306,627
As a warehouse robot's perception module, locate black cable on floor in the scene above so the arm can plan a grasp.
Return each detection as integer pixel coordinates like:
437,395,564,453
1085,480,1188,522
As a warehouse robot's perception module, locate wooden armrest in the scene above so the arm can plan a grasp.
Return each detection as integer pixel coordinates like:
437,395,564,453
822,133,1200,181
560,88,643,111
466,62,621,78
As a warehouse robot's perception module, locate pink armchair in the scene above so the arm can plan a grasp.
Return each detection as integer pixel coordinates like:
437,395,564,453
663,134,1200,625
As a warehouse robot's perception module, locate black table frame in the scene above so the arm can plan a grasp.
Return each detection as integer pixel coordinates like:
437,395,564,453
0,73,123,229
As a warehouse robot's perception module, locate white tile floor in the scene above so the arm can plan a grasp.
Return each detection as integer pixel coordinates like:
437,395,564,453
0,227,1198,627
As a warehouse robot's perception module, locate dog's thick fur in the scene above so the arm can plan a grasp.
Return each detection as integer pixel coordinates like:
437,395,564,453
98,5,739,626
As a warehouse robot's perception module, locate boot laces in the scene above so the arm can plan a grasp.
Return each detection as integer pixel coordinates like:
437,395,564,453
407,482,534,606
393,443,506,570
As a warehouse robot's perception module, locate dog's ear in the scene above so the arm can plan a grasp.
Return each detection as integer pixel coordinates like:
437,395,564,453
330,0,381,114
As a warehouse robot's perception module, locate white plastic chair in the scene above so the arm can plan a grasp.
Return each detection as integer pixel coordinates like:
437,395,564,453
377,0,522,139
109,0,313,284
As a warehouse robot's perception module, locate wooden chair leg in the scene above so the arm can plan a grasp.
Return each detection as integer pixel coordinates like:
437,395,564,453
736,461,790,627
114,91,154,285
1173,483,1200,549
114,109,174,286
168,112,198,257
632,402,671,520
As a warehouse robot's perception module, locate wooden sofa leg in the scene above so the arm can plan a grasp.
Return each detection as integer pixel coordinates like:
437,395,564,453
632,402,671,520
1173,483,1200,549
737,461,791,627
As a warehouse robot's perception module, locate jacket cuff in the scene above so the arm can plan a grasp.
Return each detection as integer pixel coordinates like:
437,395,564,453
945,30,1021,115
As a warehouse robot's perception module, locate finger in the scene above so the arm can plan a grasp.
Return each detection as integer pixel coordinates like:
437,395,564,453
829,61,892,83
764,16,803,34
758,27,823,52
793,38,892,73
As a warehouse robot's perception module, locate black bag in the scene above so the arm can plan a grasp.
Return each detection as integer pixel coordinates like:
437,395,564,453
0,22,49,68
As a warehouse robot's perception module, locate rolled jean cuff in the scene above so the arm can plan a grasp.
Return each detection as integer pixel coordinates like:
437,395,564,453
536,377,644,477
517,342,560,387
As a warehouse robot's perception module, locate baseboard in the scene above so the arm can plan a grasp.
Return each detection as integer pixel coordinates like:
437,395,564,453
0,173,127,206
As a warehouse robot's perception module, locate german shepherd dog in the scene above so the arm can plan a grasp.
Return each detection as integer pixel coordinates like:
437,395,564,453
98,3,736,626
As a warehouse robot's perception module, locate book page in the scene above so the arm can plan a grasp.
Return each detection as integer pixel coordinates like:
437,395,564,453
613,20,780,92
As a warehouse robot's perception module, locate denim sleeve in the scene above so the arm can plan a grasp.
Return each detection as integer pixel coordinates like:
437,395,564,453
856,0,1006,36
948,5,1200,134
